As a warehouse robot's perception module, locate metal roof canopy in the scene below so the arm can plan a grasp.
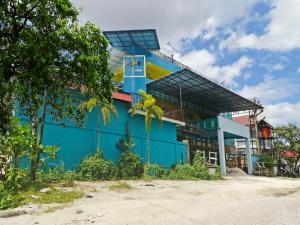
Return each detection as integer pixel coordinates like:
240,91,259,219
103,29,160,52
107,45,126,72
147,69,263,115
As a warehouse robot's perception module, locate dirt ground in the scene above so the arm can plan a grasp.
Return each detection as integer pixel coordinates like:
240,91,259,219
2,176,300,225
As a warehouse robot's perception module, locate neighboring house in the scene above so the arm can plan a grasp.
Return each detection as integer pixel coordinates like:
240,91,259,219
17,29,263,175
233,115,275,155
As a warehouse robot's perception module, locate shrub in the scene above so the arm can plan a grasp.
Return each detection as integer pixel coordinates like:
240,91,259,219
214,166,222,179
0,168,30,209
259,154,277,169
37,161,76,186
115,136,144,179
192,152,210,179
149,164,168,179
0,184,20,210
3,168,29,192
167,164,197,180
76,151,115,181
116,151,144,179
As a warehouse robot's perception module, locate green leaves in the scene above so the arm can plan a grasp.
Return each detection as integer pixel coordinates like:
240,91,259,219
76,151,115,181
85,98,97,112
274,124,300,152
131,89,163,133
116,151,144,180
0,117,35,164
116,136,135,153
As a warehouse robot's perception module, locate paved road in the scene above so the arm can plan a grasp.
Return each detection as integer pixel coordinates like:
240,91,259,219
2,176,300,225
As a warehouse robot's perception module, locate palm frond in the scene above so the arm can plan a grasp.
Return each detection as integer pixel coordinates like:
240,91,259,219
107,102,118,118
150,106,163,120
138,89,147,98
101,106,110,126
86,98,97,112
101,102,118,125
130,102,144,115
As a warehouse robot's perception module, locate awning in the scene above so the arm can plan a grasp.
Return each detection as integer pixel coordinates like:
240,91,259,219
103,29,160,52
147,68,263,115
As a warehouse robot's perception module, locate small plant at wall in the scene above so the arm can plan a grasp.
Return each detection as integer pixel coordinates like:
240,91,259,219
192,152,211,179
149,164,169,179
167,164,197,180
82,98,118,151
115,137,144,179
76,150,115,181
116,136,135,152
130,90,163,167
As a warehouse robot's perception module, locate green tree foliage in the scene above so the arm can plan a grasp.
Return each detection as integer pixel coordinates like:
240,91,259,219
274,124,300,152
0,118,58,187
130,90,163,166
83,98,118,151
274,124,300,175
1,0,114,180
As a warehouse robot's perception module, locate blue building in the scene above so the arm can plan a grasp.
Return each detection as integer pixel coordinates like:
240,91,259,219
18,29,263,174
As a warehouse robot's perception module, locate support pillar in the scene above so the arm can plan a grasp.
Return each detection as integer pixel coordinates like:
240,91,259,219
182,140,190,164
245,138,253,175
217,129,226,175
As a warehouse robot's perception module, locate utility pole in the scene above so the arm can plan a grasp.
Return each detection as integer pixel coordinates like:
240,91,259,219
250,98,263,155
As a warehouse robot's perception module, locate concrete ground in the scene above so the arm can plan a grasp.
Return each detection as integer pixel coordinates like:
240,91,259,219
2,176,300,225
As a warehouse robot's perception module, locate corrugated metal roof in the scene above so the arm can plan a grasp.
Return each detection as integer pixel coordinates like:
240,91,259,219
147,69,263,115
103,29,160,52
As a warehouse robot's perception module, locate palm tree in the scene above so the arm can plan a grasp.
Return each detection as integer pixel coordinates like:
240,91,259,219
131,90,163,166
85,98,118,151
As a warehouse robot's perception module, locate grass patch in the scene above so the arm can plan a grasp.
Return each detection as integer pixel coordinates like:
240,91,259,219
90,187,98,192
20,187,84,204
109,182,132,191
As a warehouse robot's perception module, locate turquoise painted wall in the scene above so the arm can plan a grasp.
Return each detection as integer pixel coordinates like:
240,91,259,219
17,100,186,170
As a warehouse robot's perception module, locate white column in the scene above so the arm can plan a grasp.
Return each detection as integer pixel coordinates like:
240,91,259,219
245,137,253,175
217,129,226,175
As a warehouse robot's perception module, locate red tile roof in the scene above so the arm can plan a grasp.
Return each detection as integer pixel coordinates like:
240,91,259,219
233,115,250,126
112,92,132,102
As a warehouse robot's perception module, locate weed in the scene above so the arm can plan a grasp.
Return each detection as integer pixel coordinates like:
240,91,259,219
109,182,132,191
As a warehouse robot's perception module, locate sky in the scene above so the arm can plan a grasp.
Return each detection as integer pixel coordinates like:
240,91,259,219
71,0,300,126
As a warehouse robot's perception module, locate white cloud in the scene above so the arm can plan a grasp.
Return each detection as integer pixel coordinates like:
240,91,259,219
262,102,300,126
297,67,300,73
175,50,252,86
71,0,255,49
237,75,299,104
243,72,251,80
273,63,284,71
221,0,300,51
